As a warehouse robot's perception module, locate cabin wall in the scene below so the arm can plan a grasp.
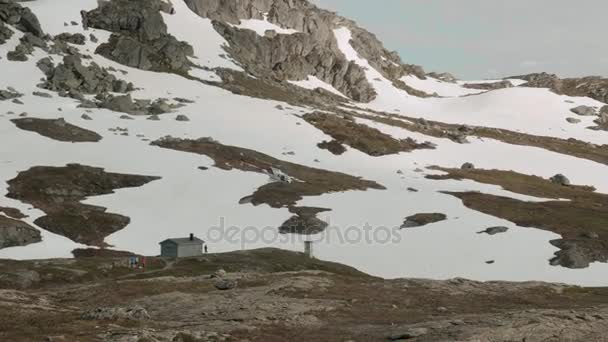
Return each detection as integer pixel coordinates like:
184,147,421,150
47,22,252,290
160,242,178,258
177,244,203,258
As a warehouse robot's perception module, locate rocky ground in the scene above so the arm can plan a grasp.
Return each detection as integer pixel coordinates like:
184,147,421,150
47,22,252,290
1,248,607,342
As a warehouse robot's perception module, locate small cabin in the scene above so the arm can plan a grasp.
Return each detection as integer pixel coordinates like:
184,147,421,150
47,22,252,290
159,234,204,258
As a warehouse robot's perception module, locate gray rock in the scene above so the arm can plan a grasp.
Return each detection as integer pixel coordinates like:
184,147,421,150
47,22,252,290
54,32,86,45
81,113,93,120
81,306,151,321
89,33,98,43
550,174,571,186
0,1,44,37
388,327,428,340
461,162,475,170
566,117,581,124
0,215,41,249
175,114,190,121
463,80,513,90
428,72,457,83
41,55,134,95
149,99,171,114
147,114,161,121
478,226,509,235
0,87,22,101
570,105,597,116
213,278,237,291
101,94,136,113
119,114,134,120
32,91,52,98
84,0,193,74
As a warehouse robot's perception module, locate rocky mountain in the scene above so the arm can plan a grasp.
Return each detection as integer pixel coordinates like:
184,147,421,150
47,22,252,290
1,0,608,340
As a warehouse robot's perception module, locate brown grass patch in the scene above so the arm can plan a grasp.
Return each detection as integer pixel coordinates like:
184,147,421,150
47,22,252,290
151,137,384,207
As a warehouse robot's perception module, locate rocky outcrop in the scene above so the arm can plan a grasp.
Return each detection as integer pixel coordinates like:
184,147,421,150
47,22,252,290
401,213,447,228
570,105,597,116
11,117,102,142
515,72,608,104
84,0,193,74
213,21,376,102
6,164,160,246
0,215,41,249
463,80,513,91
39,55,134,95
0,86,22,101
549,239,608,269
427,72,457,83
0,0,44,38
185,0,427,102
279,207,330,235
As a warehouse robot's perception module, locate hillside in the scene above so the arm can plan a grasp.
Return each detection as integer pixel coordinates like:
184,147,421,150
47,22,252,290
1,1,608,338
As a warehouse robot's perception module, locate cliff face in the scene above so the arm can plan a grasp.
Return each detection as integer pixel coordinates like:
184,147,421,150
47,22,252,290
184,0,428,102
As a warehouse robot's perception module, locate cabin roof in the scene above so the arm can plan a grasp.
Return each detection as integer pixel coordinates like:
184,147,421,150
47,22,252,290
159,237,205,246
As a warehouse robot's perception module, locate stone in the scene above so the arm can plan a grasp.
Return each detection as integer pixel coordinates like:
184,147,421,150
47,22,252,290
175,114,190,121
32,91,52,98
81,306,151,321
101,94,136,113
213,278,237,291
147,114,161,121
212,269,227,278
550,174,571,186
478,226,509,235
89,33,98,43
81,114,93,120
401,213,447,228
54,32,86,45
119,115,134,120
388,327,428,340
461,162,475,170
566,117,581,124
0,215,41,249
84,0,194,74
570,105,597,116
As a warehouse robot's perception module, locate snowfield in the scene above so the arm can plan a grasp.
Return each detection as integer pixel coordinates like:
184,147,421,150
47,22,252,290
0,1,607,286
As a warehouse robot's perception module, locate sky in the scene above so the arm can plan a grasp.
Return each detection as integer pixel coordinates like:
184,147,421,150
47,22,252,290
315,0,608,80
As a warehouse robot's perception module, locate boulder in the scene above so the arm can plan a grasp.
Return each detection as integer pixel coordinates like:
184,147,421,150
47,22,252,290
213,278,237,291
0,215,41,249
570,105,597,116
566,117,581,124
54,32,86,45
550,174,570,186
42,55,134,95
461,162,475,170
0,0,44,37
175,114,190,121
478,226,509,235
401,213,447,228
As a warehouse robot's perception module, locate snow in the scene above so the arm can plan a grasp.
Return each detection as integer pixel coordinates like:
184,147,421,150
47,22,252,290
234,14,299,36
0,3,607,286
333,27,607,146
289,76,346,98
401,75,485,97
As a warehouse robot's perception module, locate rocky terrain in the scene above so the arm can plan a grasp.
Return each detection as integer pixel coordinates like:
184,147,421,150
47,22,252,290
1,0,608,339
1,248,608,342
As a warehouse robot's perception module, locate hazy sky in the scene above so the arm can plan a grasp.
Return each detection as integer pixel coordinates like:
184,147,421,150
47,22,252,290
316,0,608,79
